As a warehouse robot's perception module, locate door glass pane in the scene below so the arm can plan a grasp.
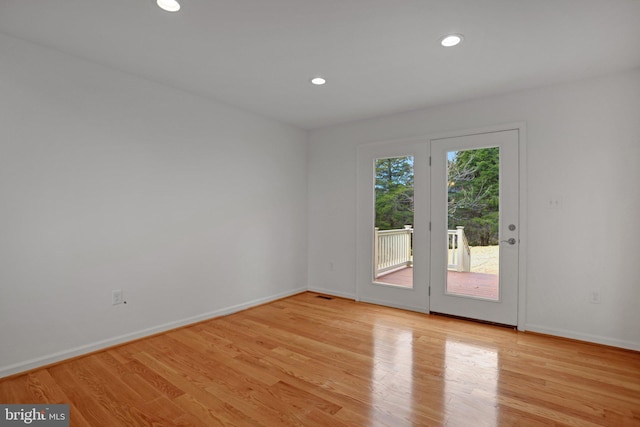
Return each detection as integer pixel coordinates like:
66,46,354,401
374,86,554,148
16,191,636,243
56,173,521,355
374,156,414,288
446,148,499,300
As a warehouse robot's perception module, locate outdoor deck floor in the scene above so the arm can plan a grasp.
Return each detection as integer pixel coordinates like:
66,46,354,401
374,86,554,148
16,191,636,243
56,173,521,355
377,267,499,300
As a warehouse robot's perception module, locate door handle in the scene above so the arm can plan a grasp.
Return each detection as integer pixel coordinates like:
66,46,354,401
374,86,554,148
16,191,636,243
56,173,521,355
501,238,517,245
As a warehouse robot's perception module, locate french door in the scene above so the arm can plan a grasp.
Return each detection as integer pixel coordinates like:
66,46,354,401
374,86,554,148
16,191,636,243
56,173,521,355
430,130,519,326
356,128,521,326
356,139,430,312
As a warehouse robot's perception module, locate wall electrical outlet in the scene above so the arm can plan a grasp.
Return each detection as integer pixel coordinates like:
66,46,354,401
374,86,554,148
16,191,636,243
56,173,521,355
112,290,123,305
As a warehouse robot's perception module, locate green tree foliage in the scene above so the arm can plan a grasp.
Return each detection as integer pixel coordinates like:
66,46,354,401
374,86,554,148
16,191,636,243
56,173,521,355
448,148,500,246
375,157,414,230
372,151,499,245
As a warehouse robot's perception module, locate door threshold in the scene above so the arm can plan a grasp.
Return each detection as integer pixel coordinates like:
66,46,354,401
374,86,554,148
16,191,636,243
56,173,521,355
430,311,516,330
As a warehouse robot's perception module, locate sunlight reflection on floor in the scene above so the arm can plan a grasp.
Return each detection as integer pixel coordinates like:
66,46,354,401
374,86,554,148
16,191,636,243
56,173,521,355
372,324,414,423
444,341,499,426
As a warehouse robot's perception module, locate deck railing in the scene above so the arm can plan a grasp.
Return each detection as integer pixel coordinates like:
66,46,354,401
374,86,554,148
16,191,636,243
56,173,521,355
374,226,413,278
448,226,471,272
374,225,471,278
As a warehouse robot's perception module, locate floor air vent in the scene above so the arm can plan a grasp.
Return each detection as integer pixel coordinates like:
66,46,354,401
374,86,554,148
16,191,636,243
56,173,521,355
316,295,333,300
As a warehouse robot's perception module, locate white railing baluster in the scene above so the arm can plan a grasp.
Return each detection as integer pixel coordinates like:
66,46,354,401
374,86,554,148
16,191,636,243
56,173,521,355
375,226,470,278
448,226,471,272
375,225,471,278
374,226,413,278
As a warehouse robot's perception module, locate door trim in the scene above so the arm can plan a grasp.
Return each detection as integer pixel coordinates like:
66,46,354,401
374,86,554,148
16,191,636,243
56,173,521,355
354,122,527,331
355,137,430,313
426,122,527,330
430,129,519,325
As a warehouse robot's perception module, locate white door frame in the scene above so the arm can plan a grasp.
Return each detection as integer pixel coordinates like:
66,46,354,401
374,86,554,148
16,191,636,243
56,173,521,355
427,123,527,330
355,123,527,330
430,129,518,325
356,137,430,313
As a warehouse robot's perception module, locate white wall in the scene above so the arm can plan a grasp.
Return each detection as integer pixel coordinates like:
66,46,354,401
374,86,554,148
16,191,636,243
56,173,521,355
308,69,640,350
0,33,308,377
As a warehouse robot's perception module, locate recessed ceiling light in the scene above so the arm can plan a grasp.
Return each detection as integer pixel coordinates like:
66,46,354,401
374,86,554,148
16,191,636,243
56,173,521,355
157,0,181,12
440,34,464,47
310,77,327,86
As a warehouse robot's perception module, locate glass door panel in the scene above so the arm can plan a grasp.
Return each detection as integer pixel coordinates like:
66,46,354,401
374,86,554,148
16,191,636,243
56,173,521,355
374,156,414,288
447,148,500,301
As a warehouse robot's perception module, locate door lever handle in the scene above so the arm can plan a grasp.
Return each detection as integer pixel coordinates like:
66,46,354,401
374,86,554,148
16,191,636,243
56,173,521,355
501,238,517,245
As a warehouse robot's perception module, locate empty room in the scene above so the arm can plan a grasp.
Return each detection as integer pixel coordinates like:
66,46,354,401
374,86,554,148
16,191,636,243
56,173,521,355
1,0,639,426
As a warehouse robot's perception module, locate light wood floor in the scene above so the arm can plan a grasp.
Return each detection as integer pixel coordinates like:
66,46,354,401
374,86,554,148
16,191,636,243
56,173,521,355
1,292,639,426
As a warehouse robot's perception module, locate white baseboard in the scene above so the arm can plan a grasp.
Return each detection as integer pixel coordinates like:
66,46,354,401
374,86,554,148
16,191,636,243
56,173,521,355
307,286,356,300
0,287,307,379
525,323,640,351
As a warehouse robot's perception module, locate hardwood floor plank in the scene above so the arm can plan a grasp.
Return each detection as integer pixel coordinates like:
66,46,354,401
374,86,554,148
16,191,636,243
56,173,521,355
268,380,341,415
23,370,69,404
1,291,639,426
93,351,178,403
47,363,128,427
134,351,264,426
172,394,235,426
124,358,185,400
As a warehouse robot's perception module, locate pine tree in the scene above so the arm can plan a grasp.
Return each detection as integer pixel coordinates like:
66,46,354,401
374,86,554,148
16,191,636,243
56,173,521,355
375,157,414,230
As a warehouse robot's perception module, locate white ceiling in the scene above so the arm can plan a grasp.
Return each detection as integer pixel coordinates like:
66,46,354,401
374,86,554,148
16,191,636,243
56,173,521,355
1,0,639,130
